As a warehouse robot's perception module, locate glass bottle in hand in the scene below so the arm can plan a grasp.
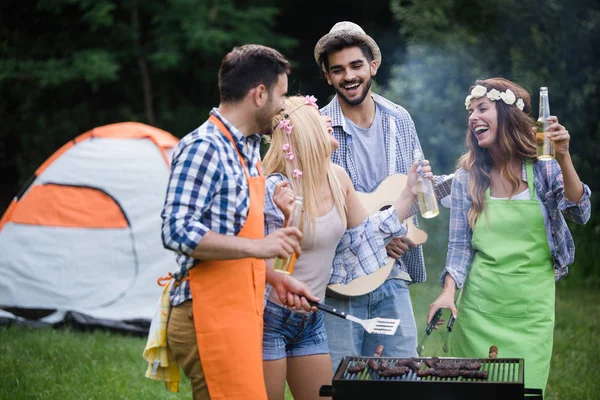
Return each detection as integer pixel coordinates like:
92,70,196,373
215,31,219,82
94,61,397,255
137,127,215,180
536,86,555,160
414,149,439,218
273,196,303,274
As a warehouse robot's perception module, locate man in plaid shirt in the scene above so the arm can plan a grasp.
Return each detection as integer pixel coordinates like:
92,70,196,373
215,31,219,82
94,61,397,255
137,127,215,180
314,22,447,369
161,45,318,400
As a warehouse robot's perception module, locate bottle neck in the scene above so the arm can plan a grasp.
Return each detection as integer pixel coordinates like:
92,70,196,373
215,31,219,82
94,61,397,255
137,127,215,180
539,92,550,119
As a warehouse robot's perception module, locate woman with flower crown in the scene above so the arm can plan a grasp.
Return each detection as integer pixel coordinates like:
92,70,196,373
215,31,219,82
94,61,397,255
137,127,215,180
260,95,436,400
427,78,591,393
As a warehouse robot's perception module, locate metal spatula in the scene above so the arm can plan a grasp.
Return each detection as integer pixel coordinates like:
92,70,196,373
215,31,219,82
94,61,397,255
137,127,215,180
308,300,399,335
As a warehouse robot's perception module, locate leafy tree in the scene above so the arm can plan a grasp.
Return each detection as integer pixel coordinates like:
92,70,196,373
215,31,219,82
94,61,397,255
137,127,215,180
0,0,296,200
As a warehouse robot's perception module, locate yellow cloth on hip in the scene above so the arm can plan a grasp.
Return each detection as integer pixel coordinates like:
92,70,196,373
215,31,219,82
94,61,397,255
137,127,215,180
142,280,180,392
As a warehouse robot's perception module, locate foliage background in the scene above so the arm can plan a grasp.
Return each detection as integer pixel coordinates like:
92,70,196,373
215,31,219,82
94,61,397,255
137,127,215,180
2,0,596,282
1,1,599,399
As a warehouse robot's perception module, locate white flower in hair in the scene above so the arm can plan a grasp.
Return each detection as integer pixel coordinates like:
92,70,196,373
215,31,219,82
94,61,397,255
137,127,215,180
487,89,501,101
471,85,487,98
465,95,472,110
516,98,525,111
500,89,516,105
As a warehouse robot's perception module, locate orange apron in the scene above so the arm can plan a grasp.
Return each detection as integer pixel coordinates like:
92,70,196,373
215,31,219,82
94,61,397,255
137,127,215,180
189,115,267,400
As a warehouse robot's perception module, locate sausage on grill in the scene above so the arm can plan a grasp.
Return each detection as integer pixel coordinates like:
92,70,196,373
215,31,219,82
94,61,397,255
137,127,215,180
367,359,379,371
378,366,409,377
424,357,440,368
417,368,436,378
434,361,482,371
460,370,488,380
347,362,366,374
367,345,385,371
417,368,488,380
395,358,421,372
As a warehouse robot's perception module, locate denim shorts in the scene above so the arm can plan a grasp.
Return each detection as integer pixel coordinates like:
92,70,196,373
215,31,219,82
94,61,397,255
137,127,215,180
262,300,330,361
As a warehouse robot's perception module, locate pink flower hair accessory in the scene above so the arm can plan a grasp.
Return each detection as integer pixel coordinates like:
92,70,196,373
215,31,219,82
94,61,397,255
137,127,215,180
278,119,294,135
305,95,318,109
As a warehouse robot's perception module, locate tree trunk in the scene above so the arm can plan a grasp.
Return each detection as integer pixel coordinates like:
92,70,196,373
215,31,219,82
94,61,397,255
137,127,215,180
131,0,156,125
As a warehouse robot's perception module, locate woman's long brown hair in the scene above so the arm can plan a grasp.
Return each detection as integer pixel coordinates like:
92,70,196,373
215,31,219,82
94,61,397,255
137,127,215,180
459,78,537,228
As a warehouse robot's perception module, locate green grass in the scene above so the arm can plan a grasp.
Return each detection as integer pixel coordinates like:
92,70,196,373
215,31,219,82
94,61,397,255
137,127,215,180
2,283,598,399
0,327,191,399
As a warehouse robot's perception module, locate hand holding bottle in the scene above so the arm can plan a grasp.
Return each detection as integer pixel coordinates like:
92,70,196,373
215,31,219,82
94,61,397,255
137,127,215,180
412,150,439,219
257,228,303,260
405,159,434,198
273,196,303,274
545,116,571,159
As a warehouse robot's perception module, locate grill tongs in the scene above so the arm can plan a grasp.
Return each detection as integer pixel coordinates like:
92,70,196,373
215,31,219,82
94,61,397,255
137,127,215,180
308,300,400,335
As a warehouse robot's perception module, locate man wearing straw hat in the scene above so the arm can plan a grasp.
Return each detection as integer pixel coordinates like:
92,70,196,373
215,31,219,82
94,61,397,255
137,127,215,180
315,21,442,370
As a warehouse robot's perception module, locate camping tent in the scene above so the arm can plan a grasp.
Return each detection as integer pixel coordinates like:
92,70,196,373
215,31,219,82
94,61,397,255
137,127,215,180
0,122,180,332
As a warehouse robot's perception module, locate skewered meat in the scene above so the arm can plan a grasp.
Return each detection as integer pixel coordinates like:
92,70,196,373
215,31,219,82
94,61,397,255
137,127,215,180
417,368,436,378
424,357,440,368
367,359,379,371
395,358,421,372
378,366,409,377
367,345,385,371
434,361,482,371
347,362,366,374
460,370,488,380
378,360,390,371
417,367,488,380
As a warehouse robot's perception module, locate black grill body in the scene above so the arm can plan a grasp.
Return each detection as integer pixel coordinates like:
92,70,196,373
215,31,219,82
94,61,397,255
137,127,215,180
319,356,543,400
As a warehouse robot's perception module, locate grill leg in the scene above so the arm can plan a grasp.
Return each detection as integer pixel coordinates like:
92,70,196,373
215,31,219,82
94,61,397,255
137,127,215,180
319,385,333,397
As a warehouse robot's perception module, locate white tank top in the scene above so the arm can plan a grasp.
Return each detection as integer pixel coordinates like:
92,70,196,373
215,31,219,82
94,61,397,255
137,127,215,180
268,205,346,309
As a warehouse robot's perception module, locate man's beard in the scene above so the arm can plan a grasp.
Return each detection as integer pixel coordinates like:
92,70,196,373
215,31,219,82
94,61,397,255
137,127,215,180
256,100,276,136
334,76,372,106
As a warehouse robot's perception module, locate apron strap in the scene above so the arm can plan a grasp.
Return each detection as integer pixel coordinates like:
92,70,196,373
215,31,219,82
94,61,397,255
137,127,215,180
208,114,263,180
525,160,535,200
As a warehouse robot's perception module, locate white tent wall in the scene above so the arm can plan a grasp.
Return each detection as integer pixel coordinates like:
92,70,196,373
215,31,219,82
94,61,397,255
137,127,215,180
0,225,136,309
0,136,178,330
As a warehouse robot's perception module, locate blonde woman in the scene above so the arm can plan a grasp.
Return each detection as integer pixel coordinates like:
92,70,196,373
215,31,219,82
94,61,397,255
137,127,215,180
428,78,591,394
261,95,435,400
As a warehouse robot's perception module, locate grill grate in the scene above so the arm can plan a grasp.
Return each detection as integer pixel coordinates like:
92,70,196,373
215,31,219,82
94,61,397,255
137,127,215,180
338,357,522,383
320,356,540,400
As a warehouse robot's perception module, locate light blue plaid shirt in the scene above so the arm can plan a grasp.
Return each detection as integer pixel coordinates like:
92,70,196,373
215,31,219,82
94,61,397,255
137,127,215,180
442,160,592,288
161,109,262,306
321,93,443,283
263,173,406,287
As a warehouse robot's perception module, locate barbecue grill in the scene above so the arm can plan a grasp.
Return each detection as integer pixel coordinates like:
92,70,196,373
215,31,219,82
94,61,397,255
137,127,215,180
319,356,543,399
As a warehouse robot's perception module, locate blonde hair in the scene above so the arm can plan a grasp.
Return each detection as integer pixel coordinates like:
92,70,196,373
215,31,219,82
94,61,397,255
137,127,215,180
263,96,347,233
459,77,536,228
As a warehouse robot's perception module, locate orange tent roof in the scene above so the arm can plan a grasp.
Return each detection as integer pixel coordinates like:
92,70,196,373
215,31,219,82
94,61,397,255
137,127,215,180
36,122,178,176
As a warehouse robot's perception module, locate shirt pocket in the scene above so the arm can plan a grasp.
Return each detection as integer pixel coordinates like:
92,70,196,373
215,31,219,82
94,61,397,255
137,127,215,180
475,269,531,318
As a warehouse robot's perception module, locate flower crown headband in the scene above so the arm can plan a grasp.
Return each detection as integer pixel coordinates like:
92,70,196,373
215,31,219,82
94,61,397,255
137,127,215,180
465,85,525,111
272,95,320,180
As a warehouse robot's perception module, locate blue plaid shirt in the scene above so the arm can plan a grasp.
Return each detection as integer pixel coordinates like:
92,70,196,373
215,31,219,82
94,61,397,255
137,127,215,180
161,109,262,306
442,160,592,288
263,173,406,288
321,93,445,283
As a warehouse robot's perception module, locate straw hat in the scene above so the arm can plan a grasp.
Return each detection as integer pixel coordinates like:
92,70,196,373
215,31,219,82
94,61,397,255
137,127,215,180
313,21,382,69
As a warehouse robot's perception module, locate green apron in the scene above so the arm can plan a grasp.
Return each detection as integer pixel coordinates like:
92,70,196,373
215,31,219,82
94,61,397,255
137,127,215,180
450,161,555,393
